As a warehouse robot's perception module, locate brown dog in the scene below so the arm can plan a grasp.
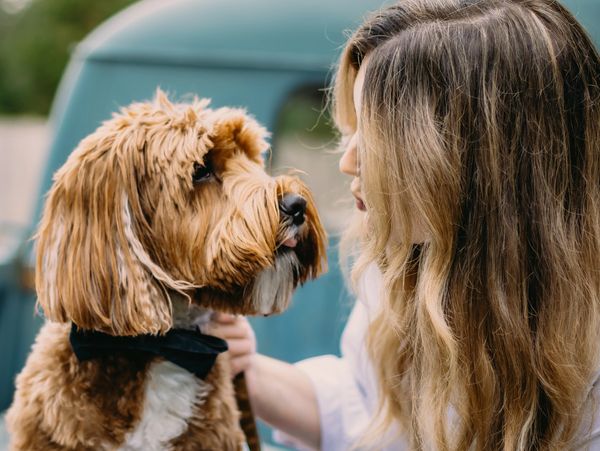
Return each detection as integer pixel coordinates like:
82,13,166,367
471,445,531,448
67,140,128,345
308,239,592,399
6,90,326,450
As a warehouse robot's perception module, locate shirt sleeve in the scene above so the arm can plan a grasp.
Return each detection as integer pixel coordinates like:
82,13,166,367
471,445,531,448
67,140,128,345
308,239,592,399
271,354,371,451
272,299,374,451
272,264,391,450
574,376,600,450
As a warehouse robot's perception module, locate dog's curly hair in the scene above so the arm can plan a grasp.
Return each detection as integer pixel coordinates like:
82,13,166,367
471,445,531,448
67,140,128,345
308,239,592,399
7,89,326,450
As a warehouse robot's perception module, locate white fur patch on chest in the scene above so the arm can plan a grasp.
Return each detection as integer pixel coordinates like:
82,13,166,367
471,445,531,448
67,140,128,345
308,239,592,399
118,360,211,451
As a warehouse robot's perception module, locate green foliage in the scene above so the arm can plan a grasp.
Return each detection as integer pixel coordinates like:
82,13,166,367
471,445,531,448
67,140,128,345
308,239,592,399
0,0,136,116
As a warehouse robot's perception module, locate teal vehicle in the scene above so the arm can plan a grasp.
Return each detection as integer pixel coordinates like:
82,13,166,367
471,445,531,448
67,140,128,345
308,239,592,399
1,0,599,446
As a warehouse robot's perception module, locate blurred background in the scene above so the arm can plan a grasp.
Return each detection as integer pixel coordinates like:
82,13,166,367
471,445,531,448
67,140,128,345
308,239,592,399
1,0,599,449
1,0,136,234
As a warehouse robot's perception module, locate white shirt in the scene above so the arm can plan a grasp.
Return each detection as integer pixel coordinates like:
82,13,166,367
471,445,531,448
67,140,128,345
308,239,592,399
273,264,600,450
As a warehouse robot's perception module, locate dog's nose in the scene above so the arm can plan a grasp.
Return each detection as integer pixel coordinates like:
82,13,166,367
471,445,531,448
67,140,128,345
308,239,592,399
280,193,307,226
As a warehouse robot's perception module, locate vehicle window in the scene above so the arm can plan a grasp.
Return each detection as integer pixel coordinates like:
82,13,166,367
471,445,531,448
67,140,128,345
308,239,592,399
269,87,351,234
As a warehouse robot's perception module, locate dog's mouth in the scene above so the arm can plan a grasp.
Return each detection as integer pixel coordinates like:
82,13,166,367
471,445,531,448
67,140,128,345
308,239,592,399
277,220,307,252
193,228,307,316
244,224,309,316
250,249,301,316
281,236,298,248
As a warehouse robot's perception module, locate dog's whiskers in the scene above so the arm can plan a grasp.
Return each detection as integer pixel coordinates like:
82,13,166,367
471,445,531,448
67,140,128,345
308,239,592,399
250,250,301,315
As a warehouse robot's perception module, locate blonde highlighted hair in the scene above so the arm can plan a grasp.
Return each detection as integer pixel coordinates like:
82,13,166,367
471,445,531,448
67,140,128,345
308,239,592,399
335,0,600,449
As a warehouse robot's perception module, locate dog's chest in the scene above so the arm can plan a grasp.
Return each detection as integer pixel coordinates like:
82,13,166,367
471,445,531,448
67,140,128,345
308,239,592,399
118,360,211,451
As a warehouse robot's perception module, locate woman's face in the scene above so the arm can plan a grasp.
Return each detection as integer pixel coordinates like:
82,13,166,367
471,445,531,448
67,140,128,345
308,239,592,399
339,57,429,243
339,59,369,212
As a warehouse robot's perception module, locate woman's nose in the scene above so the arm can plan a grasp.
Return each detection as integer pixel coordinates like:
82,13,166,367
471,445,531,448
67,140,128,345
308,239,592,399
339,134,358,177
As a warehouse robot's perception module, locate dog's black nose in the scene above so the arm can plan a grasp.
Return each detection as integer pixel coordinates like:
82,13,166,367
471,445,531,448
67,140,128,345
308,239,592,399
280,193,307,226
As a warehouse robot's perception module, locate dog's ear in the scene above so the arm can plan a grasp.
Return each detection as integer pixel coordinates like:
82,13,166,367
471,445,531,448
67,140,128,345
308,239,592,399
35,129,183,336
211,108,270,162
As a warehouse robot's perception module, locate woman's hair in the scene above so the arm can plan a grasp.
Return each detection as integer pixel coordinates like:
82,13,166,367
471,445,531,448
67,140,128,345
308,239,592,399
334,0,600,449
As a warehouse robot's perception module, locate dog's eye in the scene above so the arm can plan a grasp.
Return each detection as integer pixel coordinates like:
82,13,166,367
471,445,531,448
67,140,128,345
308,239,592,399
192,162,213,183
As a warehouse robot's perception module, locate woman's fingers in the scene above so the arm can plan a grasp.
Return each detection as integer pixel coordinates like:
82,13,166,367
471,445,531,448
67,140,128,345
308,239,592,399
212,323,253,339
230,355,253,376
208,314,257,377
227,337,256,357
212,312,237,324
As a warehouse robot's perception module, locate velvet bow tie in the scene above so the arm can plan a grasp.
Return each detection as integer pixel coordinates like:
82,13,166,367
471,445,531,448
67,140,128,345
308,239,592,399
69,324,228,379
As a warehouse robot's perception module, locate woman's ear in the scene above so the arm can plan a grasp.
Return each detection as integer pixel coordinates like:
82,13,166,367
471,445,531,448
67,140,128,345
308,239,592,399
35,131,174,336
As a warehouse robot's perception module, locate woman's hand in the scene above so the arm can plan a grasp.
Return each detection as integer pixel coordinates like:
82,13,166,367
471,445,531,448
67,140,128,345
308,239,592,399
210,312,257,377
209,312,320,448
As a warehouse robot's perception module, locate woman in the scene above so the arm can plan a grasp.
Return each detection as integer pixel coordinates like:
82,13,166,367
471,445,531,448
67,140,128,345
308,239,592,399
213,0,600,449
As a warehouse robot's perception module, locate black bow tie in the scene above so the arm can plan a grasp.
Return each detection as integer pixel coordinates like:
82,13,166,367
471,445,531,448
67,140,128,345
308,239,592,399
69,324,228,379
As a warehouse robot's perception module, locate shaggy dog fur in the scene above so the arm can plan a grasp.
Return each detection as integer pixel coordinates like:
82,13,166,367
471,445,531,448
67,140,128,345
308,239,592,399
6,90,327,450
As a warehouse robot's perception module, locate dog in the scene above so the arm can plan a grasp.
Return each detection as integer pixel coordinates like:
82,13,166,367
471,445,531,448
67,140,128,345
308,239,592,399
6,90,327,450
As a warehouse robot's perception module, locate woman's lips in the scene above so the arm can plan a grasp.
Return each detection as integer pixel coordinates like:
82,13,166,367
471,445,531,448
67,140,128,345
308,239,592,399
350,178,365,211
351,181,366,211
355,197,366,211
352,190,366,211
